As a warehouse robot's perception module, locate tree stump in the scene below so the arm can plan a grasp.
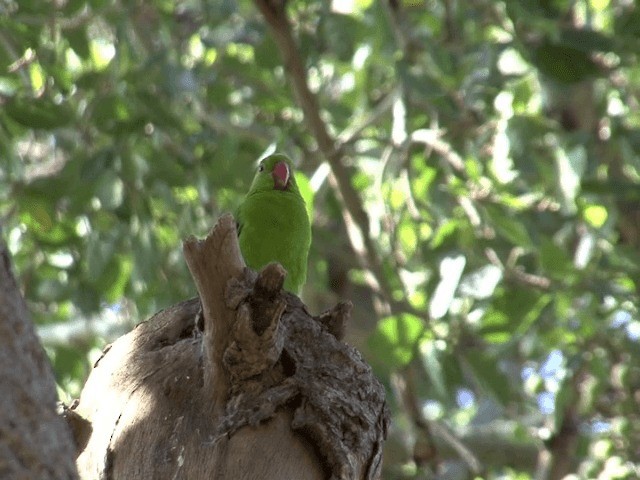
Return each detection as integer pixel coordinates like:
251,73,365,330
72,214,389,479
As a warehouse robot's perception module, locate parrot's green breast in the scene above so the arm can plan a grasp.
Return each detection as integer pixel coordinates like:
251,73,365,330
237,189,311,294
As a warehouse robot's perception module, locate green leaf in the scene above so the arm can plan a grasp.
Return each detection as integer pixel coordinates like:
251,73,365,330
63,0,90,14
95,172,124,210
85,232,116,281
559,28,615,54
131,223,159,283
20,194,54,232
430,219,462,249
51,345,86,385
368,314,426,371
539,238,574,278
66,26,91,60
101,256,133,302
114,255,134,298
581,179,640,200
480,308,511,343
397,221,418,255
532,41,600,84
321,13,362,61
254,36,280,69
466,350,512,405
6,96,74,129
582,204,608,228
19,194,76,246
615,8,640,42
419,340,449,400
484,204,533,247
480,288,550,343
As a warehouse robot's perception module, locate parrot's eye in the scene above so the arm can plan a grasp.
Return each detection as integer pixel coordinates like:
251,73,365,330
258,163,265,172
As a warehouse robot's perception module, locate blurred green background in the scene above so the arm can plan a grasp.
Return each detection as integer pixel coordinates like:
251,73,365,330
1,0,639,478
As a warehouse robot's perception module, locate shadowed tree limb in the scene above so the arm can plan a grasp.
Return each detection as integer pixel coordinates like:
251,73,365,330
0,238,79,479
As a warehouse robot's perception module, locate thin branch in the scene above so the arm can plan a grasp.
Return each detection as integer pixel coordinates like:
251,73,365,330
0,30,31,88
191,101,272,144
485,248,551,290
410,128,465,172
393,367,540,473
336,87,400,147
535,365,584,480
392,368,482,475
429,421,482,474
382,0,410,56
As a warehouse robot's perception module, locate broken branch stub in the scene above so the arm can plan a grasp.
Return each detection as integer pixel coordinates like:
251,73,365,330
73,214,389,479
182,213,245,414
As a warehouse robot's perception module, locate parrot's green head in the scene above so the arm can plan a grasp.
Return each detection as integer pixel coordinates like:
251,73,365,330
249,154,301,195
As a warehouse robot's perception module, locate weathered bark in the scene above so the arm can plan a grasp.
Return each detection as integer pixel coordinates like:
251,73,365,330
73,214,389,479
0,238,78,479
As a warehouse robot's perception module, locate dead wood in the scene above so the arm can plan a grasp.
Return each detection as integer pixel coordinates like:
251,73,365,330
73,214,389,479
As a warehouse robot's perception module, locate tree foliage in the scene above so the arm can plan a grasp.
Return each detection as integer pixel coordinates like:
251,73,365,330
1,0,639,478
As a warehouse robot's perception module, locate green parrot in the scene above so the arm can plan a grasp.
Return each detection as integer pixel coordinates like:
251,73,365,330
237,154,311,294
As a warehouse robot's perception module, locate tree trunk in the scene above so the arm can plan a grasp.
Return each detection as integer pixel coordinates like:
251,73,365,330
0,238,78,479
73,214,389,479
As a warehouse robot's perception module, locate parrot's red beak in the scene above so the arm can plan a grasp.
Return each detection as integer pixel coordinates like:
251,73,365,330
272,161,290,190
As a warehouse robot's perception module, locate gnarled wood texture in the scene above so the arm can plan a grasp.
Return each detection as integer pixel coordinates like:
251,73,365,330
73,214,389,479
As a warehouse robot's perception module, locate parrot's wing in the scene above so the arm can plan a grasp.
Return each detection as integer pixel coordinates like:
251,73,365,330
236,204,244,237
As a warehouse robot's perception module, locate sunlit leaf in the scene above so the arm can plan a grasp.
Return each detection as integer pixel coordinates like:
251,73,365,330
368,314,426,371
429,254,466,319
95,172,124,211
583,204,608,228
